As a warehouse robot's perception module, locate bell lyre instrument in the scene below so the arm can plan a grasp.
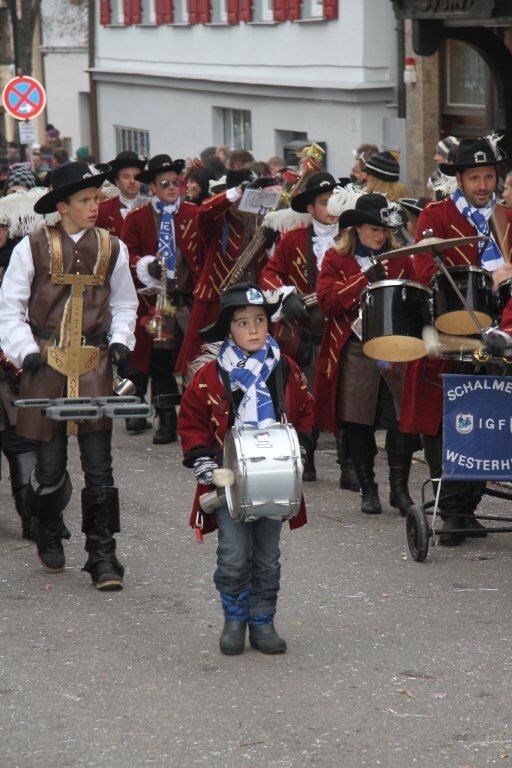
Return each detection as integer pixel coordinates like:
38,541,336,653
218,143,326,291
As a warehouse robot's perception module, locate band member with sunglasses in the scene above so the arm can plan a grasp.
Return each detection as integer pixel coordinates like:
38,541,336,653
122,154,201,443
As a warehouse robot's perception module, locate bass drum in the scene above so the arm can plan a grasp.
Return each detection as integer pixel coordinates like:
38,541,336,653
432,266,492,335
361,280,432,363
223,422,302,523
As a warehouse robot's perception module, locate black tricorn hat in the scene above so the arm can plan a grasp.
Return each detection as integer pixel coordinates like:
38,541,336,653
291,172,338,213
439,135,505,175
136,154,185,184
199,282,281,342
338,193,406,229
107,150,147,183
399,197,430,218
33,161,111,214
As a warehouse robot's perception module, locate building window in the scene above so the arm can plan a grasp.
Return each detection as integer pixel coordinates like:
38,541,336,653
173,0,189,23
252,0,273,22
222,109,252,150
446,40,486,109
109,0,124,23
115,126,150,156
301,0,323,19
211,0,227,23
141,0,156,22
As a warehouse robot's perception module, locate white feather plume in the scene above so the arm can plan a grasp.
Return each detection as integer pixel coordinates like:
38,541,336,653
485,131,505,161
326,183,364,217
263,208,311,233
186,342,223,384
100,181,120,199
429,170,458,198
0,188,61,239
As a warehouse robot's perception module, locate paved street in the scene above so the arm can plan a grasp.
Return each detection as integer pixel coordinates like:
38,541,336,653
1,425,512,768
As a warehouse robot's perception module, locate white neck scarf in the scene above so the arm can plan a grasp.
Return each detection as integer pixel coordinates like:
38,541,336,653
312,219,339,270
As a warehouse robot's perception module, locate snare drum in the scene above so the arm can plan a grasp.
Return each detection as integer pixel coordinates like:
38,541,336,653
361,280,433,363
432,266,492,335
223,422,302,522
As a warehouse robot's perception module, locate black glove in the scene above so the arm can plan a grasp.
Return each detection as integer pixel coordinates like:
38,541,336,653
166,278,181,302
282,292,309,323
5,368,20,394
148,259,163,279
364,263,386,283
23,352,42,374
482,328,512,357
262,227,279,248
109,343,131,366
240,177,277,191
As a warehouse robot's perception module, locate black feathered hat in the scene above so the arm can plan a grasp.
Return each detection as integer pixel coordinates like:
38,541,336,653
290,172,338,213
338,193,406,229
107,151,146,183
439,135,505,175
135,154,185,184
199,282,281,342
33,161,111,214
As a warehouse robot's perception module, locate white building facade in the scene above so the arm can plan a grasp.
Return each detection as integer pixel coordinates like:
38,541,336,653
41,0,90,154
93,0,400,175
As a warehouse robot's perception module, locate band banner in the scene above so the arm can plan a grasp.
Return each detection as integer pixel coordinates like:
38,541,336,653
442,373,512,481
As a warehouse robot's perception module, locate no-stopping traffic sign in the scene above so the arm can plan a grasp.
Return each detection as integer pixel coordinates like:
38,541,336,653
2,76,46,120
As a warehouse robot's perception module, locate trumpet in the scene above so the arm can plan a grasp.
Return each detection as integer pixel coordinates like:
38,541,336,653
141,256,177,343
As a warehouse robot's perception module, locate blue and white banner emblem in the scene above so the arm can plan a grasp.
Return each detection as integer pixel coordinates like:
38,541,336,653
443,373,512,480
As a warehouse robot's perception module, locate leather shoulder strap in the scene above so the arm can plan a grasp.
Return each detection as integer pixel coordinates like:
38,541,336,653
94,227,113,278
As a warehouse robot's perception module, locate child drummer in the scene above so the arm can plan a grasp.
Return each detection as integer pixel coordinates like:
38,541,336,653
178,283,314,656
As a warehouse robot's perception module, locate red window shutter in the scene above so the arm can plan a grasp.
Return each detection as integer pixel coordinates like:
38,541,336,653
227,0,239,24
239,0,252,21
156,0,173,22
197,0,211,22
188,0,199,22
131,0,142,23
100,0,112,24
123,0,132,23
323,0,337,19
286,0,300,21
273,0,286,21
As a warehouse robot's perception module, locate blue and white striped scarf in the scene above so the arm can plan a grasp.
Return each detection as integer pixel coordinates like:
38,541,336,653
452,188,505,271
218,335,281,428
154,198,179,278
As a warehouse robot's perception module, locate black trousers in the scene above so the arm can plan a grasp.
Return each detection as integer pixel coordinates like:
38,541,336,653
131,348,178,401
35,424,114,488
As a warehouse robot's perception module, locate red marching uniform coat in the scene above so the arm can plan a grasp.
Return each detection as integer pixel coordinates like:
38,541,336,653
121,200,202,373
178,355,314,535
176,192,267,374
400,197,512,436
96,196,124,237
313,247,416,434
259,225,318,358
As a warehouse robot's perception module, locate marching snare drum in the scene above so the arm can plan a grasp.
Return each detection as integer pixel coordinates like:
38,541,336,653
432,266,492,336
498,277,512,313
223,422,302,523
361,280,432,363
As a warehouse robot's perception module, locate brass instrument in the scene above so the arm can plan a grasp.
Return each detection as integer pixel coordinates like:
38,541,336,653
219,143,326,292
422,326,512,365
142,255,177,343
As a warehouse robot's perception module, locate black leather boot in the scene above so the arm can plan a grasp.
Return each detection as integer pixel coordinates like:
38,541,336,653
219,621,247,655
386,429,416,516
302,445,317,482
153,407,177,445
82,487,124,591
125,416,151,433
29,472,73,572
336,431,360,491
343,425,382,514
438,515,467,546
249,621,287,654
6,450,37,539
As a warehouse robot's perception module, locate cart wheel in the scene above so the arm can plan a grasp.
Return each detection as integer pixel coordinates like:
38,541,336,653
406,505,429,562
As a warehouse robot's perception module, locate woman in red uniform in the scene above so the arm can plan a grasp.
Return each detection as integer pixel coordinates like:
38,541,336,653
314,194,419,515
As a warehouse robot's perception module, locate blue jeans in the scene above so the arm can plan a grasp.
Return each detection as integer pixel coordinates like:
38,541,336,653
214,504,282,618
35,424,114,488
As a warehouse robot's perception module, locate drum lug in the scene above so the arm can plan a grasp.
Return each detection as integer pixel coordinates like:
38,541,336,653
401,285,407,301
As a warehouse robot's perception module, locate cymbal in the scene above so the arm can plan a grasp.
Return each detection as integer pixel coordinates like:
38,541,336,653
380,235,484,259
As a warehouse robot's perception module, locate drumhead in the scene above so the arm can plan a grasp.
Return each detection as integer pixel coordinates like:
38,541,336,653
434,310,492,336
432,265,492,284
366,279,432,295
363,335,426,363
